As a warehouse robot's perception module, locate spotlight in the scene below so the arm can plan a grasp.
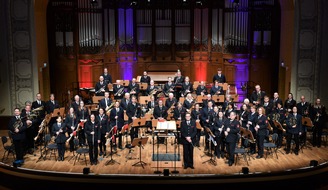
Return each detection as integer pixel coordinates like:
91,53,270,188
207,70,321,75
242,167,249,174
130,1,137,6
310,160,318,167
196,1,202,5
83,167,90,174
163,169,170,176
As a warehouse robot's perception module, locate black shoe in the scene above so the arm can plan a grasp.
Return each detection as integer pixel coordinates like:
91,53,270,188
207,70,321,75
256,155,263,159
228,162,233,166
118,146,123,149
286,151,290,154
317,145,321,148
184,166,188,169
190,166,194,169
294,151,299,155
90,162,94,165
99,152,103,156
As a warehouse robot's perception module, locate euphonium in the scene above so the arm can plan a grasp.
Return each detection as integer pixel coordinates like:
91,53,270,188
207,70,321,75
289,115,297,126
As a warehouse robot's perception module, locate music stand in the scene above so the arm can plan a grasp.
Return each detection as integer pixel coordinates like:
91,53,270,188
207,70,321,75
133,117,147,137
105,136,120,166
202,127,217,166
301,117,313,151
139,96,151,105
52,108,61,118
132,137,148,168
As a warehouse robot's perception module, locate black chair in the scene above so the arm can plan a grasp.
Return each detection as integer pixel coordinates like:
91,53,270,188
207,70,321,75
264,133,279,159
73,138,89,166
1,136,15,162
234,137,249,166
44,134,58,161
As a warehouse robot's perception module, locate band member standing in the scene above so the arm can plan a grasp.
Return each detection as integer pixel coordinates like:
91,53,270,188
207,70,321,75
45,93,60,130
32,93,46,137
99,91,112,111
196,81,208,96
21,104,37,154
52,116,67,161
224,111,240,166
247,105,258,154
239,104,249,128
285,106,302,155
140,71,151,85
128,78,140,99
191,103,203,147
9,108,28,165
214,111,227,159
153,99,168,144
113,80,125,100
271,92,283,109
98,108,109,156
65,107,77,152
210,80,223,96
250,85,266,107
212,68,226,83
296,95,310,145
254,107,268,159
76,100,89,146
102,67,112,84
181,113,197,169
181,76,193,97
311,98,327,147
284,93,296,113
95,75,109,96
110,101,125,149
272,102,286,148
263,96,274,116
126,96,142,142
85,114,101,165
201,101,214,151
163,77,175,97
173,70,184,100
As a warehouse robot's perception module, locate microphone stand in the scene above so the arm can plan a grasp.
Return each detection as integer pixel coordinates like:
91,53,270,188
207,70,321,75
154,132,162,174
171,131,179,174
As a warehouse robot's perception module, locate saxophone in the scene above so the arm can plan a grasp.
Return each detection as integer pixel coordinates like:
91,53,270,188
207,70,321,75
106,102,115,115
149,87,157,96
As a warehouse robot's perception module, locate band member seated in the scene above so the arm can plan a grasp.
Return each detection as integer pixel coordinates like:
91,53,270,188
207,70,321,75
250,84,266,107
95,75,109,96
181,76,193,97
183,93,195,114
223,111,240,166
140,70,151,85
222,95,234,111
84,114,101,165
71,95,81,113
165,93,177,111
311,98,327,148
65,107,77,152
146,80,158,97
102,67,112,84
196,81,208,96
191,103,203,147
8,108,28,165
120,92,131,111
212,68,226,83
254,107,268,159
126,96,142,143
202,94,215,109
225,102,235,119
128,78,140,99
271,92,283,109
214,111,227,159
285,106,302,155
76,100,89,146
99,91,112,111
181,113,197,169
98,108,109,156
210,80,223,96
284,93,296,113
147,95,157,113
52,116,67,161
163,76,175,97
153,99,168,144
113,80,125,100
109,101,125,149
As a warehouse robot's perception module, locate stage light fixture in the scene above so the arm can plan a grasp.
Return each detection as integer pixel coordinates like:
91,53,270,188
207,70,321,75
163,169,170,176
83,167,90,174
310,160,318,167
242,167,249,174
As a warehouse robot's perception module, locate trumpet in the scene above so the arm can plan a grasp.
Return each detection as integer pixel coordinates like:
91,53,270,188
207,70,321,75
95,84,106,94
114,87,124,96
130,87,137,95
149,88,157,96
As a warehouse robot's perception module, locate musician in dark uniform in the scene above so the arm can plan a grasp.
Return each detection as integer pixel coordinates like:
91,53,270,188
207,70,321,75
65,107,77,152
99,91,112,111
223,111,240,166
285,106,302,155
272,102,286,148
263,96,274,116
147,95,157,112
126,96,142,142
201,101,214,150
212,68,226,83
296,95,310,145
163,77,175,97
97,108,109,156
284,93,296,113
181,113,197,169
202,94,215,109
76,100,89,146
140,71,151,85
8,108,27,165
95,75,109,96
173,70,184,100
21,104,37,154
84,114,101,165
165,93,177,111
196,81,208,96
250,85,266,107
128,78,140,99
102,67,112,84
32,93,46,136
254,107,268,159
120,92,131,111
311,98,327,147
146,80,158,97
247,105,258,154
183,93,195,114
191,103,203,147
110,101,125,149
52,116,67,161
153,99,168,144
225,102,235,119
181,76,193,97
45,93,60,131
113,80,125,100
71,95,81,113
271,92,283,108
173,102,186,122
213,111,227,159
210,80,223,96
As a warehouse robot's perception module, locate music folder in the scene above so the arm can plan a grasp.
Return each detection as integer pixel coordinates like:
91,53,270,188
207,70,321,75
156,120,177,131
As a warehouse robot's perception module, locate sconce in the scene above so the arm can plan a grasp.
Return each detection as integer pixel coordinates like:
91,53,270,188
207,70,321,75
280,60,288,70
40,62,47,72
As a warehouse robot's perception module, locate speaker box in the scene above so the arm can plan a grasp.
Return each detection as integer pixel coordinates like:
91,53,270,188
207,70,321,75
163,169,170,176
310,160,318,167
83,167,90,174
242,167,249,174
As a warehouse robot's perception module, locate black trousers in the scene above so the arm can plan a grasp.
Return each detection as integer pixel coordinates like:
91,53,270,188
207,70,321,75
214,136,224,157
182,143,194,167
13,139,25,161
313,123,323,146
88,140,98,163
226,141,236,163
257,134,265,156
57,143,65,158
286,133,300,152
99,133,107,153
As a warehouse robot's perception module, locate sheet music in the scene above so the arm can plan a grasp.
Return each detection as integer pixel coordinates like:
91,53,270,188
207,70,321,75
156,120,176,130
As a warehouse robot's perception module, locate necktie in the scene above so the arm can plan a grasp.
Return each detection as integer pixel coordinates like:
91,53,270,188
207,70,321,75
58,123,61,128
38,101,41,105
16,116,19,120
187,121,190,125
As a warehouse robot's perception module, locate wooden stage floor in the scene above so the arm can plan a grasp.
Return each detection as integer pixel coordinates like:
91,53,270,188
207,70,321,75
1,130,328,176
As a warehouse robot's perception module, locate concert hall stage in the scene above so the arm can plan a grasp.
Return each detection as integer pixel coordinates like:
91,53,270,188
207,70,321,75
1,129,328,189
